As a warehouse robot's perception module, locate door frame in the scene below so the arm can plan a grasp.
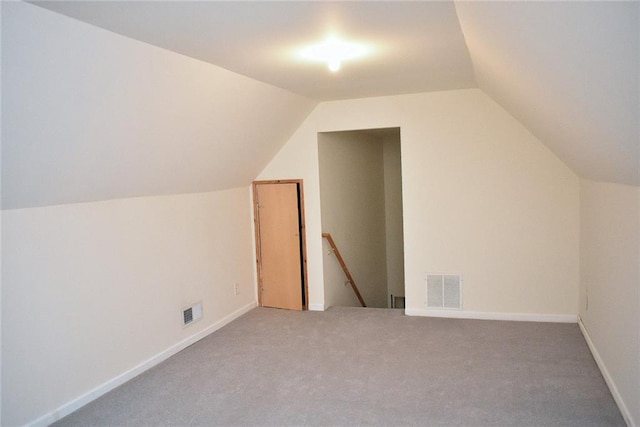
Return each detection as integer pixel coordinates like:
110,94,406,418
253,179,309,310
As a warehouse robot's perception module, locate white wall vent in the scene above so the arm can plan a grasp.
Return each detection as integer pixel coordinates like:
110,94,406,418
426,274,462,309
182,302,203,327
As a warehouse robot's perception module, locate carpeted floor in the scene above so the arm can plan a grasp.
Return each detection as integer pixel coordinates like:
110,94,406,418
54,307,624,426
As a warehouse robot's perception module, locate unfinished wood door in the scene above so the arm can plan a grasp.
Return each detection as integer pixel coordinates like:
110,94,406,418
254,182,305,310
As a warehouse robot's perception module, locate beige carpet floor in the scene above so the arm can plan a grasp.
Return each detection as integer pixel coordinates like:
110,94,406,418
54,307,625,426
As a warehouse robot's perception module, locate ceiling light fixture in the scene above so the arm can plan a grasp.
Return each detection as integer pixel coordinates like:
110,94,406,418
299,35,371,72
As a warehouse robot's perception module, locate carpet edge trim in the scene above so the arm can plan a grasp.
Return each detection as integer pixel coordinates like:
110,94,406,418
578,318,635,427
27,301,258,427
404,308,577,323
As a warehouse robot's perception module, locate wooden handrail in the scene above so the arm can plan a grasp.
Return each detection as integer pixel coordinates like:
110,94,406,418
322,233,367,307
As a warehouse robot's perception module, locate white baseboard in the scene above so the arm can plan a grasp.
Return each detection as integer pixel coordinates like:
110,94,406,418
29,301,257,427
404,308,577,323
308,303,326,311
578,318,635,427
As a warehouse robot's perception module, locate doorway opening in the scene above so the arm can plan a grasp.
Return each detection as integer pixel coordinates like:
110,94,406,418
253,180,308,310
318,128,405,308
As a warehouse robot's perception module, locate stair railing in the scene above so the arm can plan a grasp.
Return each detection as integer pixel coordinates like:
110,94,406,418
322,233,367,307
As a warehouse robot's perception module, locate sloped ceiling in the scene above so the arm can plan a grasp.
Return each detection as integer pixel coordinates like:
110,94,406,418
456,1,639,186
3,1,639,209
1,2,317,209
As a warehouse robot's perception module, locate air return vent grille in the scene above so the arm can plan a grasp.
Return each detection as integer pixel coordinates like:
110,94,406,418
183,308,193,325
426,274,462,309
182,302,203,327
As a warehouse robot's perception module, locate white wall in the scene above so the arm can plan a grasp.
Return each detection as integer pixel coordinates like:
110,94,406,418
0,2,4,422
321,237,362,309
318,132,388,308
258,89,580,318
579,180,640,426
2,5,310,423
2,188,256,426
383,135,404,302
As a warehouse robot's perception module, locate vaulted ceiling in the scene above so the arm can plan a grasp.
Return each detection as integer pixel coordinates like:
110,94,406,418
3,1,639,209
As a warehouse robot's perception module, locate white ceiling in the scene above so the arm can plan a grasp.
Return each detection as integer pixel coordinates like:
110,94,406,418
456,1,639,186
30,1,477,101
10,1,640,203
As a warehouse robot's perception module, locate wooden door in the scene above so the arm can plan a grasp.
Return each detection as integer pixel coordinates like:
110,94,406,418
254,181,307,310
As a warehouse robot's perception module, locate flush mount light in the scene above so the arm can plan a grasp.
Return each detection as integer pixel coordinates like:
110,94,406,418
298,36,372,72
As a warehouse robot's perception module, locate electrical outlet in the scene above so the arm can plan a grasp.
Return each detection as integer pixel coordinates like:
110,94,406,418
234,283,240,295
